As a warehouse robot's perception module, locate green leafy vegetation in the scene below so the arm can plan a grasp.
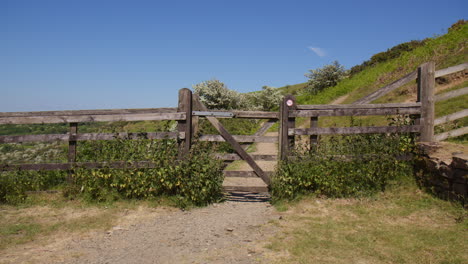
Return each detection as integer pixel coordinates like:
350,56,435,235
70,138,224,207
193,79,281,111
1,137,224,207
304,61,347,94
271,117,415,202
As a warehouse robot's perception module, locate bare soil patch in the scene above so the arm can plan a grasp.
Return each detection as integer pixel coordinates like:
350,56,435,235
2,198,279,264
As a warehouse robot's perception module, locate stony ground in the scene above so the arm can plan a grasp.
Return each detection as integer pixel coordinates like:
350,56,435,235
61,194,279,264
2,132,282,264
1,193,281,264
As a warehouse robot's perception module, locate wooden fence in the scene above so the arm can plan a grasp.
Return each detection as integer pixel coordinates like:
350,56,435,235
279,61,468,159
1,61,466,178
0,89,279,176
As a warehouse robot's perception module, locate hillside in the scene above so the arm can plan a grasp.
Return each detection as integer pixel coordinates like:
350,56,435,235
278,21,467,105
276,21,467,142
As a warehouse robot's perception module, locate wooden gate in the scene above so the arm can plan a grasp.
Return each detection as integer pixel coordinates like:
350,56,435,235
178,89,278,192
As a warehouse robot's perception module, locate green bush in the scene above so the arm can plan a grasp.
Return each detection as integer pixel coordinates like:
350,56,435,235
71,138,224,207
271,131,415,202
305,61,347,95
0,170,66,204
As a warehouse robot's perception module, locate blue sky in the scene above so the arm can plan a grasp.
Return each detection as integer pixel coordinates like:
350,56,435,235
1,0,466,111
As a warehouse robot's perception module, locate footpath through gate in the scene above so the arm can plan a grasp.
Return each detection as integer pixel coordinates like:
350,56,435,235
1,62,467,193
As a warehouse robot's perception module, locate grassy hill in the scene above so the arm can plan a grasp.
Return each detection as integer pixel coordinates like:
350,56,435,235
276,21,467,142
278,21,467,106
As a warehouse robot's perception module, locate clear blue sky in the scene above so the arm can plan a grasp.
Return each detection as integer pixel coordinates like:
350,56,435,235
1,0,466,111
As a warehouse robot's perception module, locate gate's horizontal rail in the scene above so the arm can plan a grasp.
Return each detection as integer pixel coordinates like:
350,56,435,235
296,102,421,110
0,161,167,171
0,112,186,125
434,109,468,126
198,135,278,143
290,125,420,135
288,154,414,161
0,132,184,144
352,63,467,105
194,110,279,119
435,126,468,141
223,186,269,193
0,108,179,117
435,87,468,102
214,153,277,161
290,106,421,117
434,63,468,78
224,171,274,178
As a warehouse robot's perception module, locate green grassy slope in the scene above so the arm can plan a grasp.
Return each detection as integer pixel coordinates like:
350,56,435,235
278,23,467,106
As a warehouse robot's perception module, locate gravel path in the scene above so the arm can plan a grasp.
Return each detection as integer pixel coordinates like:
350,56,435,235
4,132,281,264
52,194,279,264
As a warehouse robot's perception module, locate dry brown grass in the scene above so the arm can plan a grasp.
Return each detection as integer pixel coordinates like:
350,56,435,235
266,183,468,264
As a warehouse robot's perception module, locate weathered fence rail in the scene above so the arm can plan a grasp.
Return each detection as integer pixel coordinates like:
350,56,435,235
279,61,468,159
1,61,466,192
353,62,467,105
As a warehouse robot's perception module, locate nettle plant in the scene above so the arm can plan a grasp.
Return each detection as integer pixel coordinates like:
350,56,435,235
70,137,224,207
271,116,416,202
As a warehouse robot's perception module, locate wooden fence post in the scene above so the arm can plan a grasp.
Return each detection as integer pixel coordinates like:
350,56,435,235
279,95,296,160
68,122,78,183
417,62,435,142
177,88,193,159
310,116,318,147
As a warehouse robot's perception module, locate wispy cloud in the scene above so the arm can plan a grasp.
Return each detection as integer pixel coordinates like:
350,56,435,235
308,46,326,57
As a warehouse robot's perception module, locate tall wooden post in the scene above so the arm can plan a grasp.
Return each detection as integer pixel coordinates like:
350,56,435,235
310,116,318,147
177,88,193,159
68,122,78,183
279,95,296,160
417,62,435,142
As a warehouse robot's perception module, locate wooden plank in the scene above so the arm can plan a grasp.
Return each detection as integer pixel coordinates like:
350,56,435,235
297,102,421,110
0,134,69,143
289,154,414,161
435,127,468,141
68,123,78,183
279,95,296,160
0,112,186,125
231,111,279,119
434,110,468,126
418,62,436,142
254,119,277,136
0,108,179,117
224,171,258,178
290,125,420,135
0,132,181,143
198,135,278,143
352,70,418,104
240,119,277,151
193,95,270,185
222,186,269,193
177,88,193,159
68,123,77,162
192,111,234,118
194,110,279,119
215,154,277,161
290,106,421,117
435,63,468,78
0,161,165,171
310,116,318,145
435,87,468,102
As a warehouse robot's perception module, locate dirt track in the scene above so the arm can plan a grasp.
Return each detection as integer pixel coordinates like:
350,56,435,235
4,133,281,264
54,194,279,264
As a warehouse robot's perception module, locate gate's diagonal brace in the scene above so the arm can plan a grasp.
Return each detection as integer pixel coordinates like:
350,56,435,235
193,95,270,185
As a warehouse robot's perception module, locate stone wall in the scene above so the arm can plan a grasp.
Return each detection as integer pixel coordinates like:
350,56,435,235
415,143,467,207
